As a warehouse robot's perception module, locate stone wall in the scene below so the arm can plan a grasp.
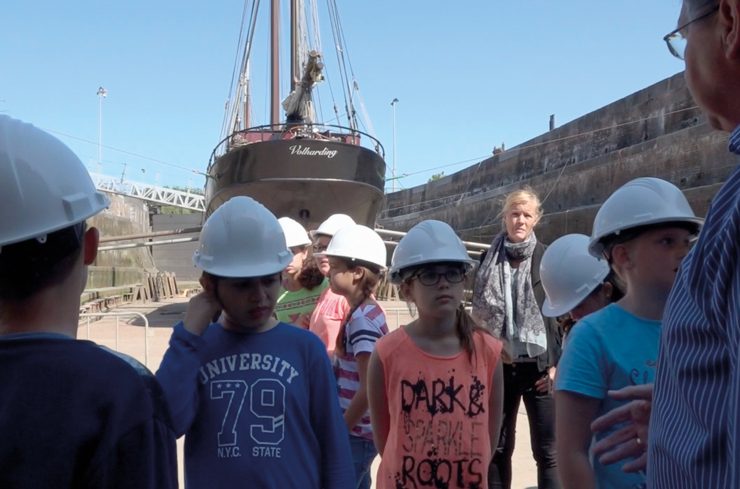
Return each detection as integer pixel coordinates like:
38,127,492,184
86,193,155,288
378,73,738,246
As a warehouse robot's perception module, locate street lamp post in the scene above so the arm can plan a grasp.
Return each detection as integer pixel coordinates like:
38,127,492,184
96,86,108,173
390,98,399,193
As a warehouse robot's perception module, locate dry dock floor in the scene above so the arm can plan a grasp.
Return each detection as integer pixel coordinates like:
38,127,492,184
79,297,538,489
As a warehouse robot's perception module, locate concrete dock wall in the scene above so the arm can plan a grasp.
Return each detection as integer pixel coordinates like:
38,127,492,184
379,73,738,246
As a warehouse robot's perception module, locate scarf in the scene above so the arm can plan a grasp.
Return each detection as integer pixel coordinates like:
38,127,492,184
472,231,547,360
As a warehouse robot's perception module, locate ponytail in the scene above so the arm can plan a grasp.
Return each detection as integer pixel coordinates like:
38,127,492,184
333,258,384,356
456,305,492,363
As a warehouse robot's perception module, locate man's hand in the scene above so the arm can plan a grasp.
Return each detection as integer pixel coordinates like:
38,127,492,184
590,384,653,473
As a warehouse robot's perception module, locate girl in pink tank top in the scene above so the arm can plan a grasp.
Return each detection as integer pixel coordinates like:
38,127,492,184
368,220,504,489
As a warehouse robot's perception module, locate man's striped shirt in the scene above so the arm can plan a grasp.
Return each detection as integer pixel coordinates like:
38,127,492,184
648,126,740,488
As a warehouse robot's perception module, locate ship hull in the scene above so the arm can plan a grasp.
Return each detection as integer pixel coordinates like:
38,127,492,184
206,137,386,229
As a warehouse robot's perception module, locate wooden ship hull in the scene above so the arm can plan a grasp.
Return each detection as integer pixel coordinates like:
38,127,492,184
206,125,386,229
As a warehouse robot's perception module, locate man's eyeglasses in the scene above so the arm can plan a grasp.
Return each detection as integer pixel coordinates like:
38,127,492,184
663,5,719,60
412,268,466,286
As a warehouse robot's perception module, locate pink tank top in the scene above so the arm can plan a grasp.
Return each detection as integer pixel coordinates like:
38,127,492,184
308,287,350,356
375,327,503,489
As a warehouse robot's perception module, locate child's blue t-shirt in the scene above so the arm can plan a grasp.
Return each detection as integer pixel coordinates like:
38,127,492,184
156,321,354,489
555,303,660,489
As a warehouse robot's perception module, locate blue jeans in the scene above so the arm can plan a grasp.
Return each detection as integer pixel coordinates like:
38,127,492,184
488,362,560,489
349,435,377,489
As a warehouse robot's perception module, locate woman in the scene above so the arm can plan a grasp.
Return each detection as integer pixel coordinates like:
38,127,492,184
472,187,562,489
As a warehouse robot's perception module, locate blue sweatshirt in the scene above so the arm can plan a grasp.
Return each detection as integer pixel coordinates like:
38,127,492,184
156,321,354,489
0,333,178,488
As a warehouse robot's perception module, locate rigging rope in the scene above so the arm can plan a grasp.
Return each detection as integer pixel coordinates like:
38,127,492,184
221,0,261,141
326,0,354,130
220,0,252,139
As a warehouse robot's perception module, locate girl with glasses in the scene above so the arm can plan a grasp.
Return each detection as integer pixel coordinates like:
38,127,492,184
368,220,504,488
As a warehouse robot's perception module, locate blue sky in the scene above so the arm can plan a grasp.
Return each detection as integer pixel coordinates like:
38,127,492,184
1,1,686,192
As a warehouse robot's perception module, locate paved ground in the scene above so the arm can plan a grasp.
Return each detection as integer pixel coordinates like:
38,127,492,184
79,297,538,488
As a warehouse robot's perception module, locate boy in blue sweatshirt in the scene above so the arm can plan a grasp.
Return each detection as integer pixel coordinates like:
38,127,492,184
0,115,177,489
156,196,354,488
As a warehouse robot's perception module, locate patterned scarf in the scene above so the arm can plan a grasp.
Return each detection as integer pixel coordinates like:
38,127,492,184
472,231,547,360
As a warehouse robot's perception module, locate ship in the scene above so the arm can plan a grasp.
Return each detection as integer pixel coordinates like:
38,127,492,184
205,0,386,229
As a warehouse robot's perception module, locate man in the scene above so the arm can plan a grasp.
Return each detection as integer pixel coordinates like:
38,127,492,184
590,1,740,487
0,115,178,488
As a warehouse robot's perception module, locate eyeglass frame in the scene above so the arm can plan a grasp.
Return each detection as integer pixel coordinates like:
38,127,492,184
663,4,719,60
409,266,467,287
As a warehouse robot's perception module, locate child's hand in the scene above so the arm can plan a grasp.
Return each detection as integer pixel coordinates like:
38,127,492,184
183,283,221,336
296,313,311,329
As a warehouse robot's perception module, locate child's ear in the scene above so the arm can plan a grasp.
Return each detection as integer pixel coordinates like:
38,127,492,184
610,243,633,270
199,273,216,293
721,0,740,60
352,266,366,284
82,227,99,265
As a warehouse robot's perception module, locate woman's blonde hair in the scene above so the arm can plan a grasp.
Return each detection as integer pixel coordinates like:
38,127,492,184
499,186,543,223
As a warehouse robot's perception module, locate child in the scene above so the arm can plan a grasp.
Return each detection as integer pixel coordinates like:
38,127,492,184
275,217,328,327
539,233,624,333
156,196,354,488
554,178,702,489
368,220,504,489
0,115,177,488
318,224,388,489
308,213,354,356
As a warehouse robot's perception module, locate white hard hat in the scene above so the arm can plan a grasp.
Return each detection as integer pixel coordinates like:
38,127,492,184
312,213,355,238
193,196,292,277
540,234,611,317
389,220,475,284
0,115,109,247
278,217,311,248
321,224,387,270
589,177,703,257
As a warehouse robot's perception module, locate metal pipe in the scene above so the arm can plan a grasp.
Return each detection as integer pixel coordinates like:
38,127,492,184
79,311,151,367
97,236,199,251
100,226,202,243
376,228,490,250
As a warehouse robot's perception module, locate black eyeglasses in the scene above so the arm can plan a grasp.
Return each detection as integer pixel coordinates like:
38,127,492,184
312,243,328,253
663,4,719,60
412,268,465,286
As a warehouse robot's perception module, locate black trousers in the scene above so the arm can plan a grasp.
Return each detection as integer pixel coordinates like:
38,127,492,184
488,362,560,489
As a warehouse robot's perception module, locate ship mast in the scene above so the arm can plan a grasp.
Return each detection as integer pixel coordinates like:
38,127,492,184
270,0,280,125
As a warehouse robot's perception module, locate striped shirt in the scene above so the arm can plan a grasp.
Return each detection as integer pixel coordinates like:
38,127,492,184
647,126,740,488
335,302,388,440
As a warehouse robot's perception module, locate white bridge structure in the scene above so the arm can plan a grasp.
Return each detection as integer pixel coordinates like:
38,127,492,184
91,173,206,212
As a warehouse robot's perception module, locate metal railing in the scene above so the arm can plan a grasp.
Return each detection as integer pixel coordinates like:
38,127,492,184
79,311,151,368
